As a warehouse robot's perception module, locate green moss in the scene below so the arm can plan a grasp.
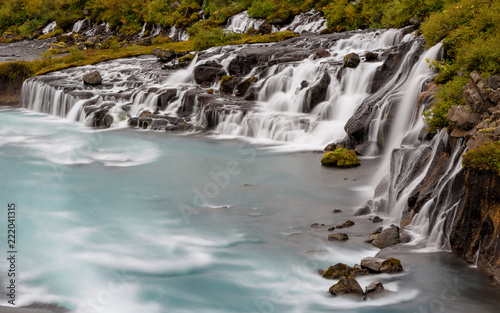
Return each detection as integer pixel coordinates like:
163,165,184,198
151,36,172,45
37,29,63,40
462,142,500,176
220,75,234,85
321,148,360,167
179,53,195,62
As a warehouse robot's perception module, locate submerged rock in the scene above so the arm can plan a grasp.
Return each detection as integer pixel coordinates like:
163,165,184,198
328,233,349,241
329,276,363,296
336,220,355,228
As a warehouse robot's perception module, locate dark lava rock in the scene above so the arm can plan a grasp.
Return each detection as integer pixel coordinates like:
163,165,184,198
83,71,102,85
236,77,255,96
343,53,360,68
329,276,363,296
220,75,238,94
365,51,378,61
301,80,309,89
304,70,331,112
157,89,177,110
194,61,225,85
336,220,355,228
328,233,349,241
243,86,260,100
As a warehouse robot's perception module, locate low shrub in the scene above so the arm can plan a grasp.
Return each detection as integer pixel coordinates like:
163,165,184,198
462,142,500,176
321,148,360,167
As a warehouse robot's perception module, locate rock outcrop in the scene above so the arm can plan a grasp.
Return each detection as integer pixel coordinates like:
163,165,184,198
329,276,363,296
83,70,102,85
450,169,500,285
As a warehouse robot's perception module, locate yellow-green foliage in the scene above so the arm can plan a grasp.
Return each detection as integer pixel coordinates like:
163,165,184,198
37,28,63,40
462,142,500,176
321,148,360,167
151,36,173,45
423,76,469,133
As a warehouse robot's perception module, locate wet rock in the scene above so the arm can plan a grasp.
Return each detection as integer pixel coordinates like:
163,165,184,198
332,209,343,213
322,263,353,279
328,226,335,231
243,86,260,100
194,61,225,85
365,52,378,61
83,71,102,85
354,204,371,216
329,276,363,296
303,70,331,112
220,75,237,94
336,220,355,228
315,49,330,58
360,257,386,272
301,80,309,89
157,89,177,110
372,216,383,223
236,77,255,96
371,225,401,249
363,281,384,300
258,22,272,35
343,53,360,68
128,117,138,127
380,257,404,273
324,143,337,151
328,233,349,241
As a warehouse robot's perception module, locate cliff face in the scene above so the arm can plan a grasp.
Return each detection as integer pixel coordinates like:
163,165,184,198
450,169,500,285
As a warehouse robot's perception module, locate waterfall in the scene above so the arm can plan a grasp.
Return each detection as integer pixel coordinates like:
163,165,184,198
225,11,266,33
72,20,87,33
168,26,190,42
139,22,147,37
42,21,57,34
279,9,327,34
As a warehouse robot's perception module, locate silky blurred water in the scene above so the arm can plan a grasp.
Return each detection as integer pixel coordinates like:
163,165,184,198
1,107,500,313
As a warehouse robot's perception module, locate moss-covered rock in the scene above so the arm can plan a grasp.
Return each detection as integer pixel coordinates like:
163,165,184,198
322,263,353,279
321,148,360,167
336,220,355,228
380,258,403,273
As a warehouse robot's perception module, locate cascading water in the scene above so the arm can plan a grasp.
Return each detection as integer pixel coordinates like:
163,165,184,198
225,11,266,33
42,21,57,34
72,20,88,33
279,9,327,34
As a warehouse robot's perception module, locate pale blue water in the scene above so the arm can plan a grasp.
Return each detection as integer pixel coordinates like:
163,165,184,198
1,107,500,313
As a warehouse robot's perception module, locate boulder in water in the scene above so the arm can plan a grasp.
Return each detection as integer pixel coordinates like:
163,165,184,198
322,263,353,279
363,281,385,300
157,89,177,110
83,71,102,85
329,276,363,296
236,77,255,96
360,257,386,272
220,75,237,94
380,257,404,273
343,53,360,68
365,51,378,61
315,49,331,58
328,233,349,241
371,225,401,249
336,220,355,228
152,48,176,62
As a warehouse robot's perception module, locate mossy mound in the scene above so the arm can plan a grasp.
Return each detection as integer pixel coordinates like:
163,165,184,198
462,141,500,176
321,148,360,167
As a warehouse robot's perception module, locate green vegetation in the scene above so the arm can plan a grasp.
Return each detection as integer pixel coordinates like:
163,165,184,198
421,0,500,132
321,148,360,167
462,142,500,176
